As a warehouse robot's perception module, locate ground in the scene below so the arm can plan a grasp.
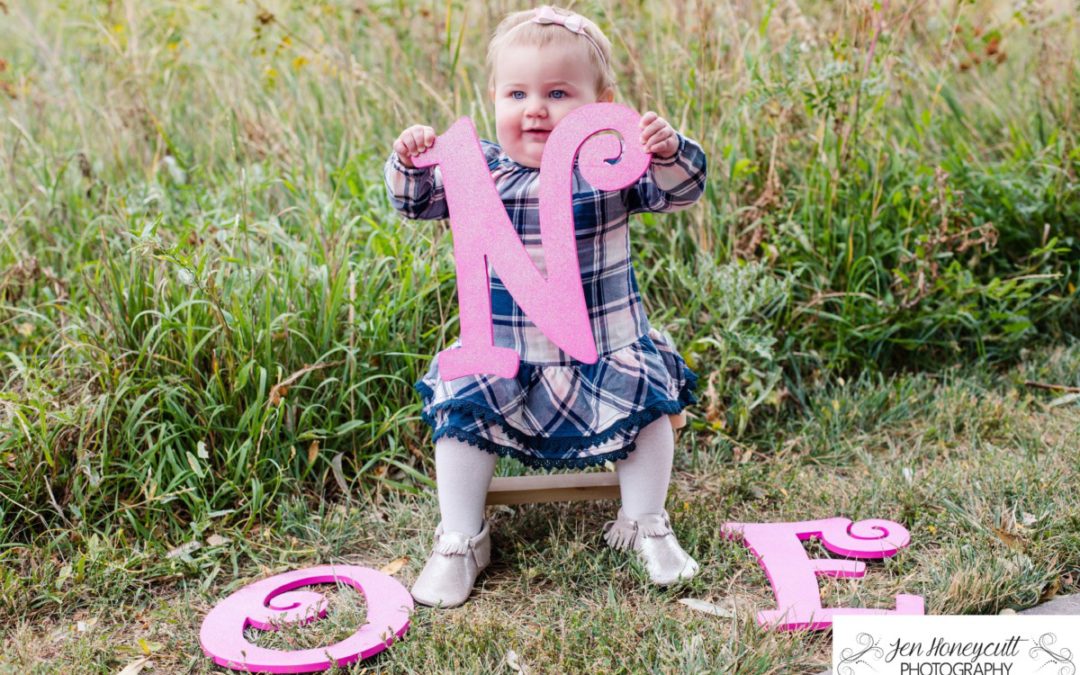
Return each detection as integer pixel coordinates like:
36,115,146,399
4,344,1078,673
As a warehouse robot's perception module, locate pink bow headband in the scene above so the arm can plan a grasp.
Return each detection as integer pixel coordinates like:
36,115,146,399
510,5,608,67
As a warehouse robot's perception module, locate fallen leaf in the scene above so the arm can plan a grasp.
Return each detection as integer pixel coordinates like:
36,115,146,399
268,384,288,406
992,527,1023,552
678,598,735,618
206,534,230,547
330,452,350,495
506,649,528,674
55,563,72,590
267,361,345,408
307,440,319,464
116,656,151,675
1040,577,1062,602
165,540,202,560
1048,392,1080,407
380,556,408,576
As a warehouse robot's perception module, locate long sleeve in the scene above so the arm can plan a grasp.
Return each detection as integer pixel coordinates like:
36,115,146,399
383,150,449,220
623,133,708,214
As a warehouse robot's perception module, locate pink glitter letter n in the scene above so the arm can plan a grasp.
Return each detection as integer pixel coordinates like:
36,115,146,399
413,103,650,380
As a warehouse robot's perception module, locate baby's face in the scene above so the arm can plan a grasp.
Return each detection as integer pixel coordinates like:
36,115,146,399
491,44,612,168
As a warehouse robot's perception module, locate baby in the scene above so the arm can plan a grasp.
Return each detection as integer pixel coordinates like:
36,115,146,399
385,5,707,608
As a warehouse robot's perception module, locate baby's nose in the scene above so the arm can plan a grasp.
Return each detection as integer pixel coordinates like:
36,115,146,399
525,100,548,117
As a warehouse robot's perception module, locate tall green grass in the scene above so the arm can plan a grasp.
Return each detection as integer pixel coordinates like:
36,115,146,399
0,0,1077,549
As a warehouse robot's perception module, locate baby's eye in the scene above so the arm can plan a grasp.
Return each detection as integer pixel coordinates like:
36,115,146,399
510,91,526,100
549,90,567,100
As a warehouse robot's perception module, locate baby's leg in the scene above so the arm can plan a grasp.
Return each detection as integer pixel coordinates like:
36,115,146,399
608,415,698,585
411,437,497,608
435,436,497,535
615,415,674,518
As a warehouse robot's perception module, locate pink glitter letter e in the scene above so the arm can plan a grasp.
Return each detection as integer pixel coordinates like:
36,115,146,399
721,517,925,631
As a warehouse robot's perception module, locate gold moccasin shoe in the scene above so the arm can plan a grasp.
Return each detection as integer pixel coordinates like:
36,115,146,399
411,520,491,608
602,509,699,586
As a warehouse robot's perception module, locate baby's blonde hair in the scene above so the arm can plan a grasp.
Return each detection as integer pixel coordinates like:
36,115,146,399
486,6,616,97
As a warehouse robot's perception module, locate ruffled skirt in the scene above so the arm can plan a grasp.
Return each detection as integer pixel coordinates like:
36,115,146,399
415,327,698,469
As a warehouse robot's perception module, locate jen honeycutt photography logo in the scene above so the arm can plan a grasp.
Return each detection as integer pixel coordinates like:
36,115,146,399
834,616,1080,675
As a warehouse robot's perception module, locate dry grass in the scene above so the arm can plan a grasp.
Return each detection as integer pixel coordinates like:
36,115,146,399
1,0,1078,671
4,344,1079,672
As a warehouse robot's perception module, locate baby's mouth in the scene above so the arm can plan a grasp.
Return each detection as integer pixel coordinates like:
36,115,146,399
523,129,551,141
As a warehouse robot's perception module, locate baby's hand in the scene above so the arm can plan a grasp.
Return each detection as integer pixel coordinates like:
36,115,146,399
639,112,679,160
393,124,436,169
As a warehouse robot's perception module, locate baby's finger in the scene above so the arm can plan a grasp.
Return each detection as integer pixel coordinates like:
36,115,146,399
639,111,658,129
639,117,668,144
409,128,428,155
393,139,416,167
413,127,433,152
653,126,675,143
645,127,674,150
649,140,676,157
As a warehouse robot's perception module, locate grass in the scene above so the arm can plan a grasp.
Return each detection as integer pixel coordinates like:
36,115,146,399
4,342,1080,672
1,0,1079,670
1,0,1076,547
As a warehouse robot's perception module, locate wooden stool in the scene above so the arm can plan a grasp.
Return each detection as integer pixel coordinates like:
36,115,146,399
485,412,686,505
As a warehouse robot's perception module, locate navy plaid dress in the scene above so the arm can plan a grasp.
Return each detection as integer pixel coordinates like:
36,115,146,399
385,133,707,468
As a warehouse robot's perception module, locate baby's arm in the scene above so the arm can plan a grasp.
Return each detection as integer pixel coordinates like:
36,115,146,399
384,124,449,220
624,112,707,214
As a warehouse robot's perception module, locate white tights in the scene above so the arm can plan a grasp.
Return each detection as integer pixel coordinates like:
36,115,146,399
434,416,675,535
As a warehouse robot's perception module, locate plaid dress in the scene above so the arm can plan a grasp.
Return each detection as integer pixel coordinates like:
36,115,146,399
385,133,707,468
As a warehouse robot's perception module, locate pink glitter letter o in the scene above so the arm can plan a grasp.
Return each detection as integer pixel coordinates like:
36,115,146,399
200,565,412,673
